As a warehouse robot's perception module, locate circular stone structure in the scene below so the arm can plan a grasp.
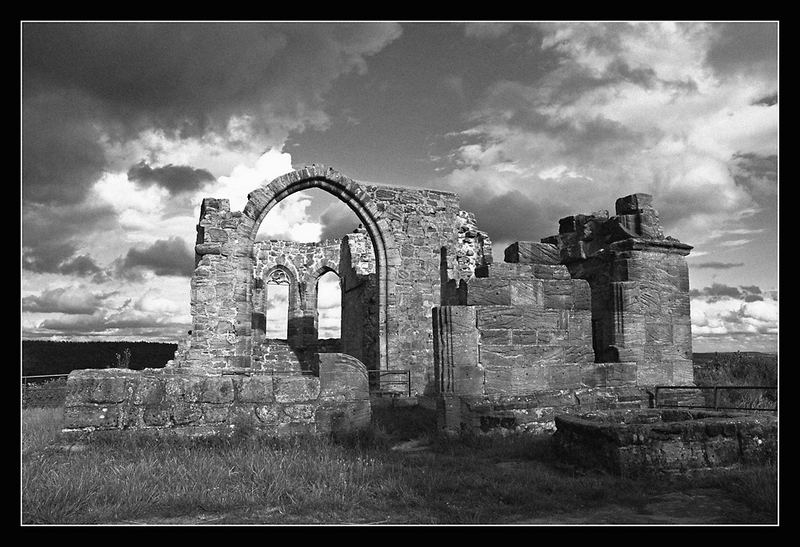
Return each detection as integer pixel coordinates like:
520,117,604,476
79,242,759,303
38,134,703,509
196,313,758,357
553,409,777,476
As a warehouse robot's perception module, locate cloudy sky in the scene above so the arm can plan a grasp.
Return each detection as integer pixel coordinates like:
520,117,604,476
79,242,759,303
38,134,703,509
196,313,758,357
21,21,778,352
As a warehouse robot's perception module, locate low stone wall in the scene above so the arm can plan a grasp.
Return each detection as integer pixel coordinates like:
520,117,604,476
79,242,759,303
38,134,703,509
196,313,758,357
438,386,651,434
62,353,371,438
553,409,777,476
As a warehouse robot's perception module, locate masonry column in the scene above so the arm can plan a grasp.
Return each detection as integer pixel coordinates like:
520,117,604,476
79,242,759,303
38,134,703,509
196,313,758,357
555,193,693,386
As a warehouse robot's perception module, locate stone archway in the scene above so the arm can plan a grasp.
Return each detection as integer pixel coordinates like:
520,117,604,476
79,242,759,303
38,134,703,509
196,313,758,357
236,166,399,371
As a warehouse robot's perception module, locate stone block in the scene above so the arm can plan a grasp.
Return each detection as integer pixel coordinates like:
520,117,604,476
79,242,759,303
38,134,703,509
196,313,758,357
273,375,321,403
532,264,572,280
64,404,122,429
544,294,573,309
573,281,591,310
202,405,230,423
636,362,673,386
504,241,560,265
133,376,165,406
484,364,548,395
645,322,673,345
511,330,539,345
199,377,235,404
563,343,596,364
479,329,512,345
439,305,476,330
467,278,511,305
236,375,275,403
282,403,316,421
171,403,204,425
615,193,653,214
548,364,582,389
452,366,485,396
143,406,171,427
582,362,637,388
319,353,370,401
481,344,565,368
477,306,561,331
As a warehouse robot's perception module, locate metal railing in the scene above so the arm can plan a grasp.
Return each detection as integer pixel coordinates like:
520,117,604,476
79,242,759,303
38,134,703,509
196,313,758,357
654,385,778,412
367,369,411,398
22,374,70,408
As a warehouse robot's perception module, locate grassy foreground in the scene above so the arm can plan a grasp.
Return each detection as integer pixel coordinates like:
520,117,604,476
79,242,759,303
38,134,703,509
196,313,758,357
21,406,777,525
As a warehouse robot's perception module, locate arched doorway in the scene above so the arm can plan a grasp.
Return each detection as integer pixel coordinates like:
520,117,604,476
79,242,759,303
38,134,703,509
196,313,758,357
238,166,399,371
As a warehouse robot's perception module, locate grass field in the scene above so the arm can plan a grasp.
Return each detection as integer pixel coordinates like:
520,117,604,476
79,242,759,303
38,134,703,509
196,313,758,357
21,406,777,525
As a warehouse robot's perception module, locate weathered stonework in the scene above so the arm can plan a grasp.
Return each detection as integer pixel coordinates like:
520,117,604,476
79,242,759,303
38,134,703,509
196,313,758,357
63,353,371,438
433,193,693,433
553,409,777,476
66,164,696,439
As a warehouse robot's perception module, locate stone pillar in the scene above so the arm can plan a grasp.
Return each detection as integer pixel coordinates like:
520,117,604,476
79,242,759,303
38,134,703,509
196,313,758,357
553,193,693,385
432,306,482,396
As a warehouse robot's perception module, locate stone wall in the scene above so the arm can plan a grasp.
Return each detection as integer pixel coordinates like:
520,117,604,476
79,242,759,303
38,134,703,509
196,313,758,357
433,193,694,434
551,193,693,385
251,238,341,372
180,166,482,397
339,231,379,369
553,409,777,476
62,353,371,438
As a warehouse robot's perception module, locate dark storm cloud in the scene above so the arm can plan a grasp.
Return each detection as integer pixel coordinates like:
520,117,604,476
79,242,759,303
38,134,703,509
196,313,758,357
57,255,104,277
22,92,109,205
690,283,769,303
23,22,402,139
752,92,778,106
22,287,117,315
730,153,777,196
127,161,216,194
118,237,194,278
22,21,402,207
694,262,745,270
460,188,568,243
22,241,78,274
318,202,362,241
705,23,777,80
22,202,117,276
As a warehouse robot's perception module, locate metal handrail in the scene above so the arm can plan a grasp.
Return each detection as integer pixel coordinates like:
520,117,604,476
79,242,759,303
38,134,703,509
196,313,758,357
21,374,70,385
654,385,777,411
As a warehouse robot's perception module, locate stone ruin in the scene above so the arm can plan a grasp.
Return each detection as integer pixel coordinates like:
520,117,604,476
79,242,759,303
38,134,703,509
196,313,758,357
63,165,696,438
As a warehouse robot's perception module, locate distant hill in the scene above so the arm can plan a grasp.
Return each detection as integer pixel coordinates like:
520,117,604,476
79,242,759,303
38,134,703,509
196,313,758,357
22,341,177,377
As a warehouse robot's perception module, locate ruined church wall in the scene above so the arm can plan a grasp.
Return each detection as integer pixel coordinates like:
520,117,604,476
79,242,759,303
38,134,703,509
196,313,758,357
358,183,473,394
182,166,484,396
433,193,694,434
339,232,379,369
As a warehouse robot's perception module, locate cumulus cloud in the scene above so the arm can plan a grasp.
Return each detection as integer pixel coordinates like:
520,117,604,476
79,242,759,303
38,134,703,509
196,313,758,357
254,192,326,243
439,22,777,247
211,148,295,212
690,283,777,344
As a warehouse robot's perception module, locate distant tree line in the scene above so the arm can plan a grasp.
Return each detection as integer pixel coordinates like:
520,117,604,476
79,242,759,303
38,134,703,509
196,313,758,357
22,341,177,377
